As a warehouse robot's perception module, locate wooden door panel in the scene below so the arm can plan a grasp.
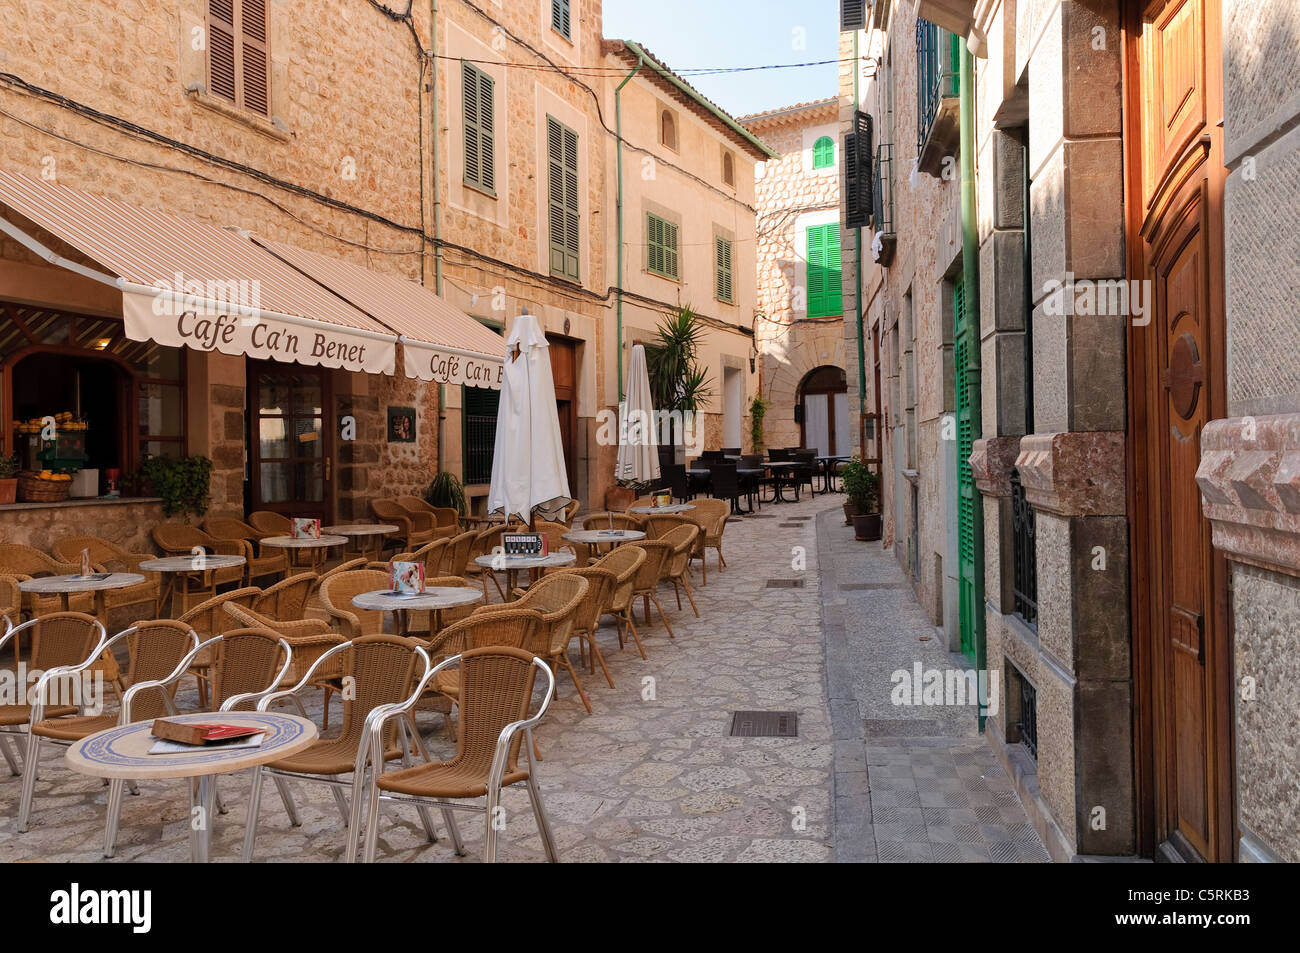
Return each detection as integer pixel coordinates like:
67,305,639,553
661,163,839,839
1141,0,1209,208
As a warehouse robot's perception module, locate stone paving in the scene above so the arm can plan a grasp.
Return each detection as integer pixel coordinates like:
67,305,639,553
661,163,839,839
0,493,1048,862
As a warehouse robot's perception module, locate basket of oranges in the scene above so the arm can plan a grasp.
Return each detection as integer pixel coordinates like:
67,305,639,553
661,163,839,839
18,469,73,503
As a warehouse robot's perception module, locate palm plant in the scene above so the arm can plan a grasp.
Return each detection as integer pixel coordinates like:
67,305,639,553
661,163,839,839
646,306,714,456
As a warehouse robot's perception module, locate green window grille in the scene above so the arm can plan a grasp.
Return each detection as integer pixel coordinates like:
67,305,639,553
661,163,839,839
647,213,679,279
551,0,571,39
546,116,580,281
806,223,843,317
916,19,960,155
813,135,835,169
462,61,495,194
715,236,733,303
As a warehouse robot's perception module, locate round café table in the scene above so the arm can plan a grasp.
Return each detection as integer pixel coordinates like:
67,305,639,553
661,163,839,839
628,503,695,515
138,555,247,617
322,524,400,562
65,711,317,862
257,535,348,574
563,528,646,556
815,455,850,494
19,573,147,621
352,586,484,636
473,551,576,600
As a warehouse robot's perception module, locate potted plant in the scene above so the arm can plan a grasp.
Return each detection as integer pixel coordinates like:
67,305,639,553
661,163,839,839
841,459,882,541
0,454,18,505
646,306,714,465
425,471,467,517
749,394,769,454
136,454,213,519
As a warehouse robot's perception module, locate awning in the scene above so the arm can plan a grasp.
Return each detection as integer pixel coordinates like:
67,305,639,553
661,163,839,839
255,239,504,390
0,168,396,375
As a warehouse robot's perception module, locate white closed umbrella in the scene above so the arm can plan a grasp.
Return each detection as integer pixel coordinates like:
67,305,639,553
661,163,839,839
486,312,572,524
616,343,661,483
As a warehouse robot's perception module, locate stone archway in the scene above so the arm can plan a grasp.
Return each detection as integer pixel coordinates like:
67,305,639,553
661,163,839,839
760,322,847,451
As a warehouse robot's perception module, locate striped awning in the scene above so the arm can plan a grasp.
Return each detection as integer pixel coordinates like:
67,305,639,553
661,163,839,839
0,168,396,374
255,239,503,390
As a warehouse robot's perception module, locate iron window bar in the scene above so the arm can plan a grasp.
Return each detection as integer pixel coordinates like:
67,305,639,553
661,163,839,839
873,142,895,234
1010,467,1039,627
915,18,960,156
1018,670,1038,760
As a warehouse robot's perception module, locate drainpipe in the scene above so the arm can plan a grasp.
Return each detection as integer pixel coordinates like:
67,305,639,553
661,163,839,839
958,41,987,725
430,0,447,470
853,30,867,457
615,54,643,403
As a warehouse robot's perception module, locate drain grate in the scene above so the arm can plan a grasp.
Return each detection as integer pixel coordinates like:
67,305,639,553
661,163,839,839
765,578,805,588
778,522,802,528
729,710,798,737
787,516,813,521
746,513,775,519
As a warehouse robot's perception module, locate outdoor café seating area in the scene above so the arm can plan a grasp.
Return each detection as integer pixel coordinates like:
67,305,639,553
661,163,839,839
0,463,845,862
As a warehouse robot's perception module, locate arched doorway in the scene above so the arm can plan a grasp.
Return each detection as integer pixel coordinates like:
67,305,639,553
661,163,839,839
799,365,848,456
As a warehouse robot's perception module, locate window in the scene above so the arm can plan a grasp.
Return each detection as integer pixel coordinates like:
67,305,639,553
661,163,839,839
208,0,269,115
462,61,496,194
916,18,960,153
840,0,865,32
722,150,735,186
646,213,679,280
805,224,842,317
660,110,677,150
813,135,835,169
546,116,580,281
551,0,571,39
715,236,733,303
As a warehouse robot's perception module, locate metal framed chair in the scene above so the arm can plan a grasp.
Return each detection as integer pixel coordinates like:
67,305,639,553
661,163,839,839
241,635,432,862
18,619,198,834
0,612,105,778
358,647,558,863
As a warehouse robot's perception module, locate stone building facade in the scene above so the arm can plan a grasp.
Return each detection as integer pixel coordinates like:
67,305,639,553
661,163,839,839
841,0,1300,863
741,99,851,456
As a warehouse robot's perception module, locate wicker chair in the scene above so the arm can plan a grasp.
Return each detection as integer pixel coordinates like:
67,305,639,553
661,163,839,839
306,558,367,621
591,545,648,659
534,518,587,566
659,524,701,619
0,613,105,777
474,572,590,712
203,515,291,586
359,646,558,863
442,530,477,577
688,498,729,584
223,603,344,728
559,499,580,525
414,607,545,733
0,544,92,623
318,569,391,638
371,499,440,552
582,512,644,537
551,566,618,691
150,524,248,611
19,619,197,835
251,572,317,621
242,635,432,862
468,524,512,601
247,511,291,535
627,539,678,640
0,577,22,664
52,536,160,614
395,497,460,537
176,587,261,707
393,538,451,584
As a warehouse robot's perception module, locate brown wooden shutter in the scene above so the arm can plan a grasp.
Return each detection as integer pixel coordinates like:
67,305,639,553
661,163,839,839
208,0,238,104
240,0,269,115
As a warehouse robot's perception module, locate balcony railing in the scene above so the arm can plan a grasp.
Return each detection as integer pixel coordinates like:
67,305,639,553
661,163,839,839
873,142,894,234
1010,467,1038,626
915,18,960,157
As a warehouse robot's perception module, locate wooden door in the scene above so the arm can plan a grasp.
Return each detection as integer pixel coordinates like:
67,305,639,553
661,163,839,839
547,336,578,497
247,360,334,523
1125,0,1232,861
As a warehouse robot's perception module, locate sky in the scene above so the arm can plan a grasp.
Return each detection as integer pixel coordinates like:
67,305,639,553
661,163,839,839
601,0,841,119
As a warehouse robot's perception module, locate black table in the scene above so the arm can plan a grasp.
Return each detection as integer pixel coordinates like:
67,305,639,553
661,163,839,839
764,461,804,503
815,455,850,493
690,467,766,513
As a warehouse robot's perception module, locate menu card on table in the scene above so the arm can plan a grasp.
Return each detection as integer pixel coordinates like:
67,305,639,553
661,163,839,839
653,491,672,508
503,533,547,557
291,518,321,540
389,560,426,595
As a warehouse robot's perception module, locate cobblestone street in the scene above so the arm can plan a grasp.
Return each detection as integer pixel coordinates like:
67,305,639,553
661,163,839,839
0,494,1048,863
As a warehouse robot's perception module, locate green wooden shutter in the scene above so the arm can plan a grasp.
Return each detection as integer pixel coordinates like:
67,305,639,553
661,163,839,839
813,136,834,169
647,213,678,279
954,281,977,659
806,225,842,317
463,62,495,193
551,0,571,38
663,219,678,279
547,116,579,281
715,237,733,303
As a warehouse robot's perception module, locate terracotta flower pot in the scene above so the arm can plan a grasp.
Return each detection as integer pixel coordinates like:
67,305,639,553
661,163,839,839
0,478,16,505
853,512,882,542
842,502,859,526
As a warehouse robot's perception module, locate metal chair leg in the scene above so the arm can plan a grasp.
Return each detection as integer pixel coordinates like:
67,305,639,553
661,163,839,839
0,734,20,776
272,774,301,826
17,732,42,832
361,765,383,864
525,735,559,863
330,784,351,824
398,719,437,843
442,808,467,856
